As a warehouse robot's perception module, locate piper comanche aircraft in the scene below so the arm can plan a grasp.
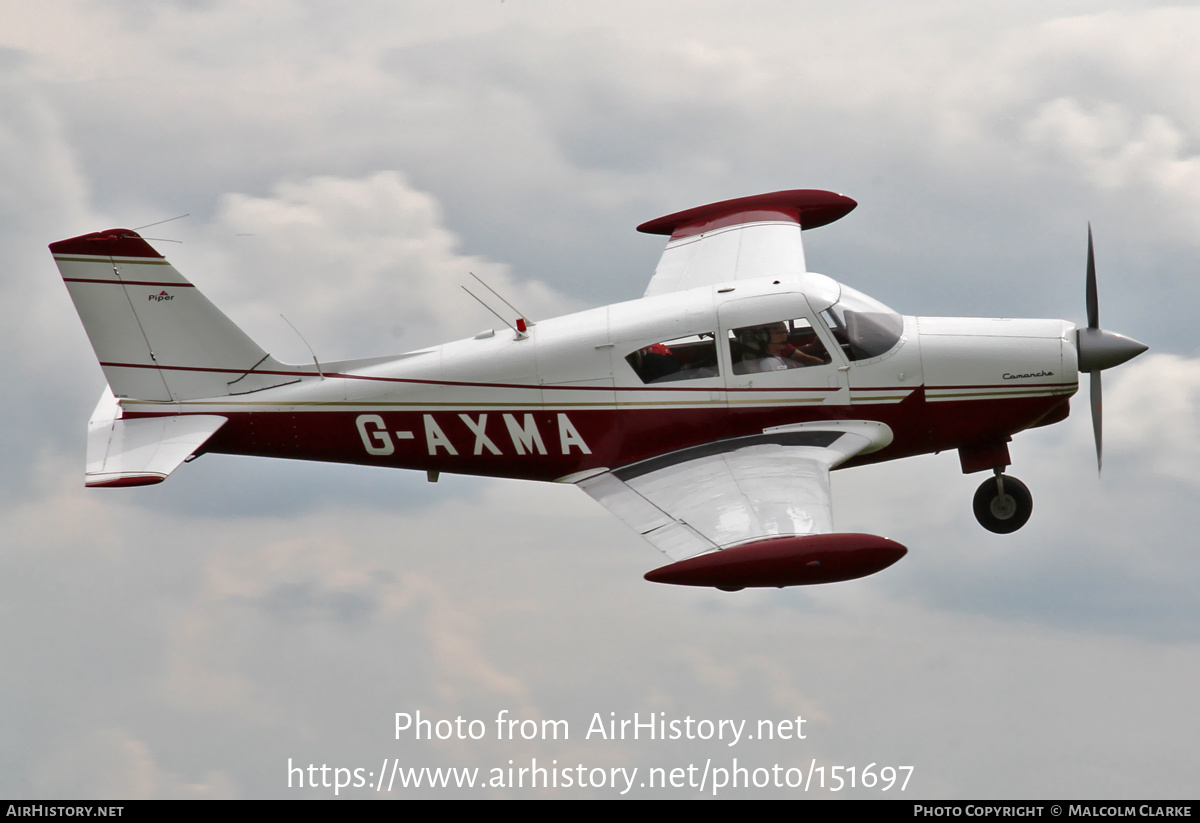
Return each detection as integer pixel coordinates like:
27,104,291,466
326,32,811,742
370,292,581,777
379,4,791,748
50,190,1147,591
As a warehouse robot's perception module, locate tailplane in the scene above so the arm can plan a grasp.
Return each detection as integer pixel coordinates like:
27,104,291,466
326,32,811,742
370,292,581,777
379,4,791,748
50,228,296,402
85,386,226,487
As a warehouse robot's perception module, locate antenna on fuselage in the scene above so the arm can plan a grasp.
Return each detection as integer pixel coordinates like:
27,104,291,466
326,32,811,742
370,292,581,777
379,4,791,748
461,285,527,339
470,272,533,327
463,272,532,339
280,314,325,379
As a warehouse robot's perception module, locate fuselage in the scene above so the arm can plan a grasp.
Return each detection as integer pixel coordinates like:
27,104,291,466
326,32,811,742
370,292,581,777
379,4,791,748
118,272,1079,482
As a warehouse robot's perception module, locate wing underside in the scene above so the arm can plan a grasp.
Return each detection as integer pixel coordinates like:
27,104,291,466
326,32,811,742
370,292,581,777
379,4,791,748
576,421,907,589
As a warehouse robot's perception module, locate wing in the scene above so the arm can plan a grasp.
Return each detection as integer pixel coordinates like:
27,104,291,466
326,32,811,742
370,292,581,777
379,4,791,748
575,420,906,589
637,190,857,297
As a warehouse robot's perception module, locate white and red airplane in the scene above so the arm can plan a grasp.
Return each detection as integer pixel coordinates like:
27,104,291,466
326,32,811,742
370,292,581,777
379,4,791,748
50,190,1146,591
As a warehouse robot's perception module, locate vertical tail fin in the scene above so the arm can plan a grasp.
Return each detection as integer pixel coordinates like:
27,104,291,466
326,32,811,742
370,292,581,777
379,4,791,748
50,229,296,401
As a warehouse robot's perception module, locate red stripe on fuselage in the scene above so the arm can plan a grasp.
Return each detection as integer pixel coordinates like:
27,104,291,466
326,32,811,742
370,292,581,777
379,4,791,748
125,388,1071,483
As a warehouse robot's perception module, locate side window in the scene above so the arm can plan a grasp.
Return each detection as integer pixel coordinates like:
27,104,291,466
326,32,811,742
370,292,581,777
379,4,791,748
729,318,830,375
625,334,719,383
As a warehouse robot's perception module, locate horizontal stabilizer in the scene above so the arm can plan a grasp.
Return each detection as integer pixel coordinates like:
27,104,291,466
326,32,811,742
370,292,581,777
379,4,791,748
86,387,226,487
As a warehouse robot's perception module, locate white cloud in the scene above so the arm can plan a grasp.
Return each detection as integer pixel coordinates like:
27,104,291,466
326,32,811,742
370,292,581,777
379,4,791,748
188,171,580,360
1023,99,1200,211
1100,353,1200,486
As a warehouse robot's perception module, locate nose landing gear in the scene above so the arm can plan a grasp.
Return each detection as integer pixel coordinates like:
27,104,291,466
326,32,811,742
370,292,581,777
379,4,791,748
973,470,1033,534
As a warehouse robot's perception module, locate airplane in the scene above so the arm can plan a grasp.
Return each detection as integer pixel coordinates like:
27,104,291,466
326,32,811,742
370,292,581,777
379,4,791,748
49,189,1147,591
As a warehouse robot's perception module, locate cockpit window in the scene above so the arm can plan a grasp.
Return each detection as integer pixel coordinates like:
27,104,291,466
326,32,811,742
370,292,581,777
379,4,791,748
821,286,903,361
626,333,719,383
729,318,830,374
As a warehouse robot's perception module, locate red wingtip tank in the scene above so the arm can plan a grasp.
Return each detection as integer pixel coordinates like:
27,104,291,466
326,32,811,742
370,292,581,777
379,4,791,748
644,534,907,591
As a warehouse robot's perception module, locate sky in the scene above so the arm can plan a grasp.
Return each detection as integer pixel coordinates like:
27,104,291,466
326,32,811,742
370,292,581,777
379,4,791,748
2,0,1198,799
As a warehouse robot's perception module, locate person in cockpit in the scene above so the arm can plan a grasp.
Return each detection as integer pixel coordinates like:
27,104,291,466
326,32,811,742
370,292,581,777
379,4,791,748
736,322,825,372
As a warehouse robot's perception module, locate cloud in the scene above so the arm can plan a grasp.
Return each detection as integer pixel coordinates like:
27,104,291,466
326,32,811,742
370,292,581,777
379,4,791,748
1103,353,1200,485
1022,99,1200,222
187,171,581,360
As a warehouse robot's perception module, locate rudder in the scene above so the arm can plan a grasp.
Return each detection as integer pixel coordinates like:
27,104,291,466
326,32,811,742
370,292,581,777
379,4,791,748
50,228,295,401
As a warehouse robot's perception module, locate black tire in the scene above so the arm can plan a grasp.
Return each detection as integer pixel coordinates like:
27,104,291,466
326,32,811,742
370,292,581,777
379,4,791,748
973,475,1033,534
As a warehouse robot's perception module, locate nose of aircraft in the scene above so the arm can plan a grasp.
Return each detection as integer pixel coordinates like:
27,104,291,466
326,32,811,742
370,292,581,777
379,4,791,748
1076,327,1149,372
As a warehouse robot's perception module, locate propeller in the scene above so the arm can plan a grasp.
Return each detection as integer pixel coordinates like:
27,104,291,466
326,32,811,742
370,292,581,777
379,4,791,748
1075,224,1148,472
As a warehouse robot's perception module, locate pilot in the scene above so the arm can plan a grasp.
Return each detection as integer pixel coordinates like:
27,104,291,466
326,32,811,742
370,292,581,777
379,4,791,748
766,323,825,367
739,323,825,372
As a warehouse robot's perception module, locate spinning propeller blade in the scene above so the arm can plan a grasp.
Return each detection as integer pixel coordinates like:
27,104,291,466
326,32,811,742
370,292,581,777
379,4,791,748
1086,224,1098,330
1075,225,1147,473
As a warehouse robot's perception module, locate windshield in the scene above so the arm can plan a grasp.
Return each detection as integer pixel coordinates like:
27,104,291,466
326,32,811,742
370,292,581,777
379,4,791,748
821,285,903,361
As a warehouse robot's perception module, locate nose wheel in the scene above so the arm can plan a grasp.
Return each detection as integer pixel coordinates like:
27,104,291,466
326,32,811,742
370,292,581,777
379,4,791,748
972,471,1032,534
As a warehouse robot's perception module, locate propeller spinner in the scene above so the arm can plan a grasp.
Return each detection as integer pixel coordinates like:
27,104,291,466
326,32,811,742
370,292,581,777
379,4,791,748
1075,225,1148,471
